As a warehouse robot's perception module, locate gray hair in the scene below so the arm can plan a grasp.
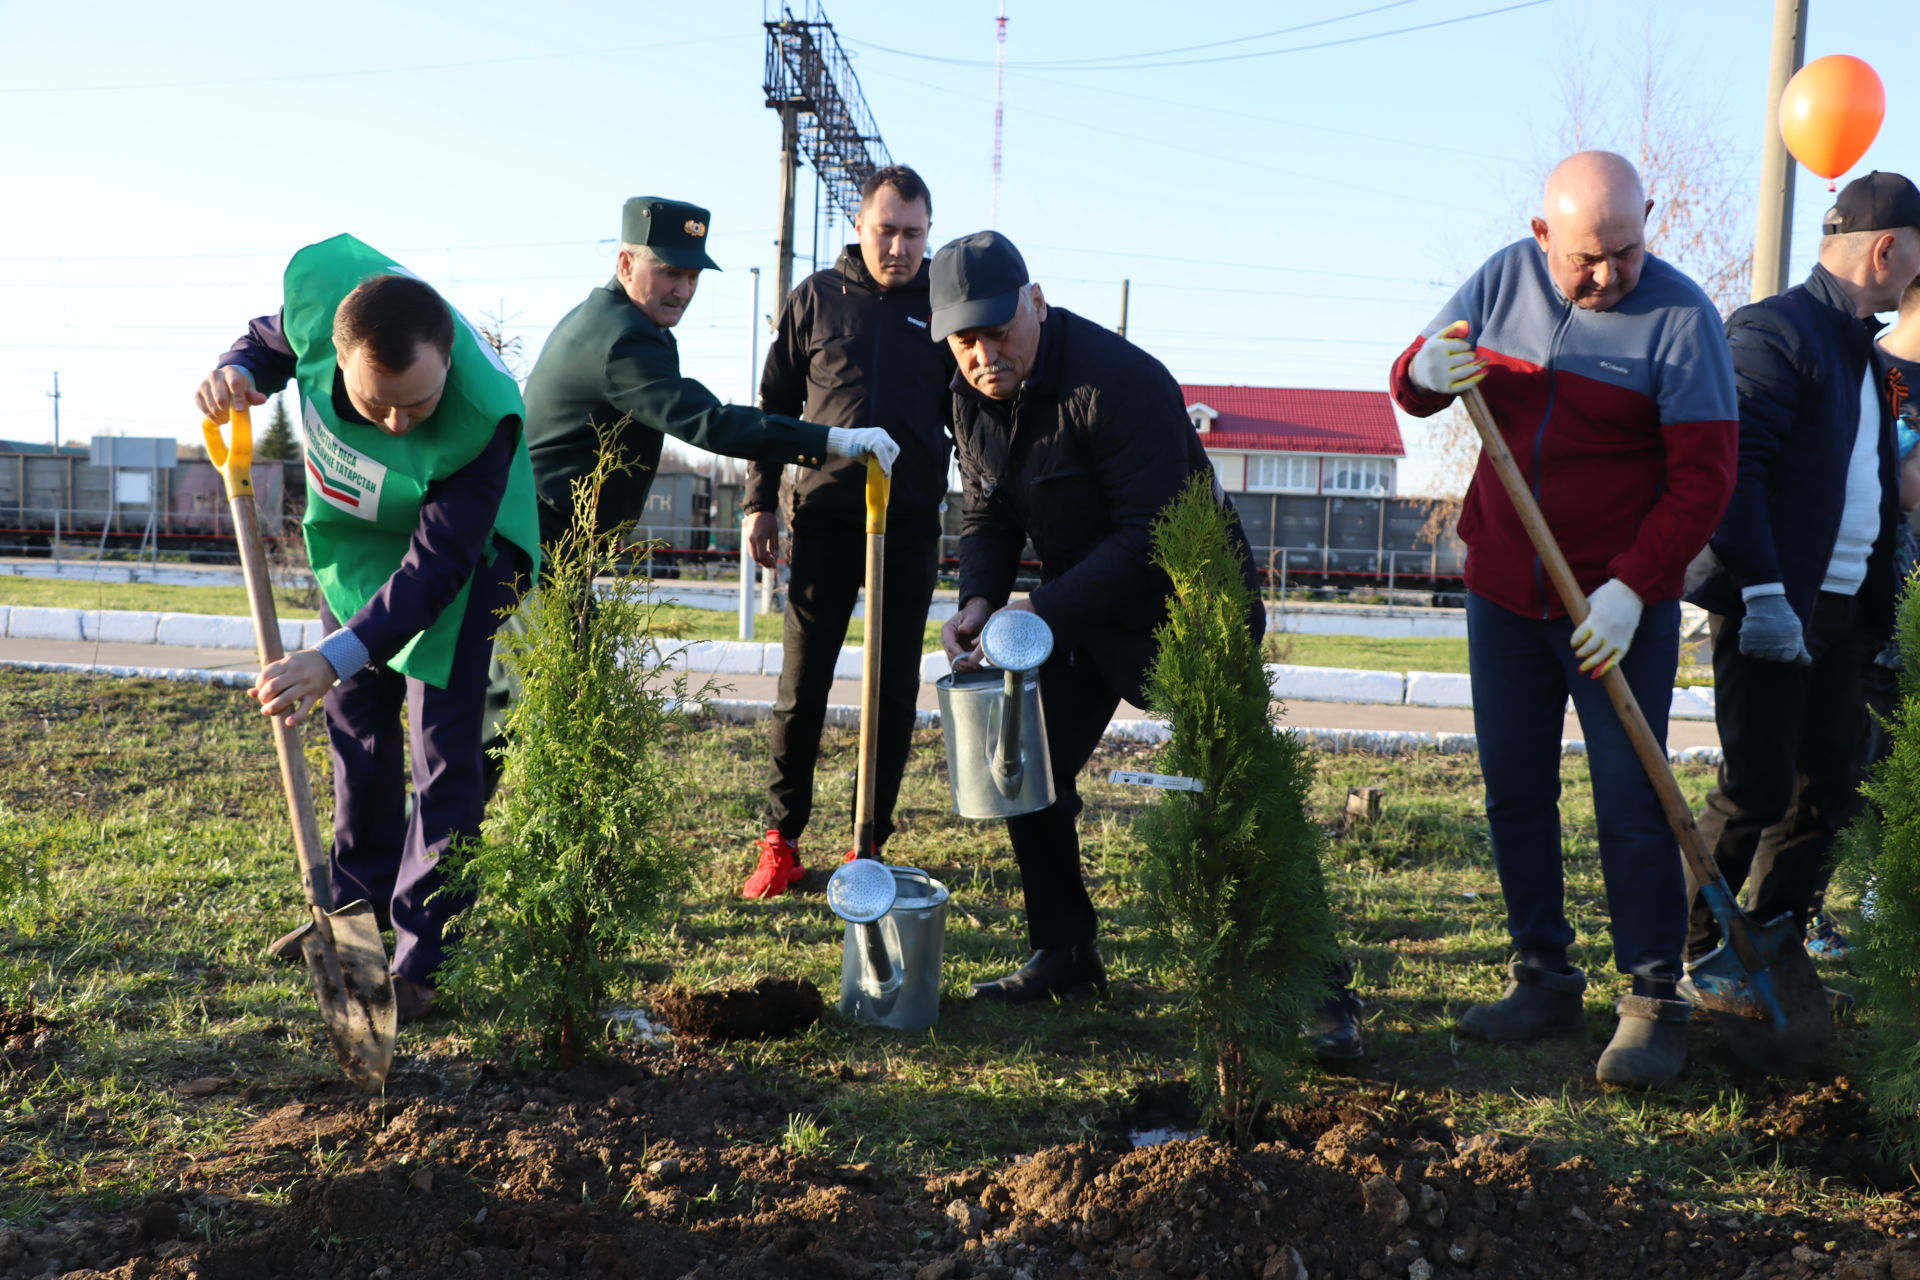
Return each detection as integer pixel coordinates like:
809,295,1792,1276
618,242,663,267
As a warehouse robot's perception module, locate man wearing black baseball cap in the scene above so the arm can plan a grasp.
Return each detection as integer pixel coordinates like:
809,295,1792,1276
1688,170,1920,980
930,231,1365,1054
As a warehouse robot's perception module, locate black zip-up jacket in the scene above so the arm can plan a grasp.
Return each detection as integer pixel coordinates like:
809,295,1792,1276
954,306,1260,707
745,246,956,537
1689,263,1899,630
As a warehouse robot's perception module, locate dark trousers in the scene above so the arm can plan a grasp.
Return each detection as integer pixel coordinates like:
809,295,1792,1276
1689,591,1871,957
322,557,518,985
767,526,939,852
1467,591,1685,981
1005,646,1122,951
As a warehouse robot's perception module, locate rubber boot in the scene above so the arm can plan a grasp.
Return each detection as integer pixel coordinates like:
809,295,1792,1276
1458,961,1586,1042
1595,994,1690,1088
1311,988,1366,1063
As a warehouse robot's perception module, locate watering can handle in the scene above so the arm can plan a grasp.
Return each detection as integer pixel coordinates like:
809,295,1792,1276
991,667,1026,795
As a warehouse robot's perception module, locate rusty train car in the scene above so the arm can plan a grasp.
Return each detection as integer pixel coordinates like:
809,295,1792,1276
0,446,305,557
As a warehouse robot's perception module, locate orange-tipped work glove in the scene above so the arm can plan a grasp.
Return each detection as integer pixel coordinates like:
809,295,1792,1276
1570,578,1643,677
1409,320,1488,396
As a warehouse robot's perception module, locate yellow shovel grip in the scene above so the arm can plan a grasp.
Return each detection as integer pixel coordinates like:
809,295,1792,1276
864,454,890,534
201,405,255,498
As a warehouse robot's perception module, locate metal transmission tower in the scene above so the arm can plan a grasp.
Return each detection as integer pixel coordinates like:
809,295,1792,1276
763,2,892,304
992,2,1007,227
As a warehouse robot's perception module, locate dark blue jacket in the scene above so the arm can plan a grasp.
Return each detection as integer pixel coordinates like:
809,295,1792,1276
1689,264,1899,629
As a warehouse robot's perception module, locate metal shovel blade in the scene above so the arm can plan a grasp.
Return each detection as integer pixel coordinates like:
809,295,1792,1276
1685,910,1834,1074
295,900,398,1092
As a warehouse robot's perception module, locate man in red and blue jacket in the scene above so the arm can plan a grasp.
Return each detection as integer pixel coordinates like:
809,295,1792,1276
1389,151,1737,1088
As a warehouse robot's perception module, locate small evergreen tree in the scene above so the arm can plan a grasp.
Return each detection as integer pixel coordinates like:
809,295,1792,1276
256,394,301,461
1837,573,1920,1150
438,435,703,1067
1139,476,1340,1145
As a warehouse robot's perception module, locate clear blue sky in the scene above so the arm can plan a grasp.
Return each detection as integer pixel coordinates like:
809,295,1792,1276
1,0,1912,494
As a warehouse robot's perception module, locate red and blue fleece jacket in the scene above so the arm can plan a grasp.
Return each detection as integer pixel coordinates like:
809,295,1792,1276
1390,238,1739,620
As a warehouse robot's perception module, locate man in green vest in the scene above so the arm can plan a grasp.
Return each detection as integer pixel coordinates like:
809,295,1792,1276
482,196,897,791
197,235,542,1024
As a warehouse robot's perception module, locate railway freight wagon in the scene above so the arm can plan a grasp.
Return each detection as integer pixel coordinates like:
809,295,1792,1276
936,489,1464,594
0,448,304,558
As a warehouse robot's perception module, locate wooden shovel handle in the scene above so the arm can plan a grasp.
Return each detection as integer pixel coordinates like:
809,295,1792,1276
1459,387,1746,959
853,456,889,858
207,409,337,915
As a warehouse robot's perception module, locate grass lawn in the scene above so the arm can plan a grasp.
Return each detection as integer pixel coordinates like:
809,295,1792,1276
0,667,1883,1232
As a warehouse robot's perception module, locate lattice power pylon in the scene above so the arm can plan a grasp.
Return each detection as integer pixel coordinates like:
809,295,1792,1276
763,1,892,301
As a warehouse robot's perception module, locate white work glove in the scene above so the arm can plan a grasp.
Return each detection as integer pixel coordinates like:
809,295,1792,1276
1569,578,1643,677
1409,320,1488,397
825,426,898,476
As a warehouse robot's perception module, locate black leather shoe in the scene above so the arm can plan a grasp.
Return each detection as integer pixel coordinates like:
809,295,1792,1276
970,944,1110,1004
1311,988,1366,1062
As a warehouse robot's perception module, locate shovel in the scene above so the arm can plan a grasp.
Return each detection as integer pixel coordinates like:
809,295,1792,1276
202,406,398,1092
852,454,890,860
1461,386,1833,1073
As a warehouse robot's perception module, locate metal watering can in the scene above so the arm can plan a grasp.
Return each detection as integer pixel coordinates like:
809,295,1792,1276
826,860,951,1030
935,611,1056,819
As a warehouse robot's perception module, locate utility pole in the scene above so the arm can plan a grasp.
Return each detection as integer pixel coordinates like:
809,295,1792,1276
763,2,892,305
774,104,801,302
1117,279,1130,338
992,1,1008,226
740,267,764,641
48,371,62,568
1751,0,1808,302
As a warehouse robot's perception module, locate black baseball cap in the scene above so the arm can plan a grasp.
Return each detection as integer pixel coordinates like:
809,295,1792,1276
929,231,1029,342
622,196,722,270
1822,171,1920,236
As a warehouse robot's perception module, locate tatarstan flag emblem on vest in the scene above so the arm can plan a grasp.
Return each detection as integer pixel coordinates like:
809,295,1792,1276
301,398,387,522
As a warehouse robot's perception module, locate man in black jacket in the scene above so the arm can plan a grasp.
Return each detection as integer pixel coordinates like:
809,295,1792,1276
739,166,956,897
932,232,1252,998
1687,171,1920,963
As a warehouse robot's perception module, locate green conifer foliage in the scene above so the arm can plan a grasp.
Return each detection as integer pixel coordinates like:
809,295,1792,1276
438,438,702,1067
1140,477,1339,1144
1838,573,1920,1143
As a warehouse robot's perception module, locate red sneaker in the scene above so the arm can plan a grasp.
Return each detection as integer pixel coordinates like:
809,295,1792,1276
841,847,885,864
742,830,804,899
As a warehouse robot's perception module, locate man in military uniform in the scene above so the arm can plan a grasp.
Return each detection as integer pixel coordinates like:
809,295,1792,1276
483,197,898,790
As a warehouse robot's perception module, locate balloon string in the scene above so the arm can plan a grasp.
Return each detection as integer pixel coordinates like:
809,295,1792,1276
1829,180,1838,192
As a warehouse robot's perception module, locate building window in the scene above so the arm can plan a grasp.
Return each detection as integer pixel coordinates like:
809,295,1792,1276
1323,457,1394,495
1247,454,1317,493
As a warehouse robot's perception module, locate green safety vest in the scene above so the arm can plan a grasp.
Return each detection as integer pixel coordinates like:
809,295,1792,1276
283,234,541,688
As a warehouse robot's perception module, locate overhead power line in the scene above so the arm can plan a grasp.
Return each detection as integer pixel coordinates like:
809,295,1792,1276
844,1,1553,72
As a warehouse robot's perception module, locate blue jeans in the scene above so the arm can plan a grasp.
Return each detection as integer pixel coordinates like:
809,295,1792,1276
1467,590,1684,982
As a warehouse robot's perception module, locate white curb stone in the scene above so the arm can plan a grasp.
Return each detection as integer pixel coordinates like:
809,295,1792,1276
83,610,163,645
1670,686,1715,721
762,642,785,678
155,614,256,649
920,650,952,683
9,606,84,642
0,607,9,638
1404,670,1473,708
834,645,864,681
1265,663,1405,705
708,641,768,675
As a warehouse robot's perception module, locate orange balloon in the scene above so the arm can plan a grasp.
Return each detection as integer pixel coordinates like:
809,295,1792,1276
1779,54,1885,181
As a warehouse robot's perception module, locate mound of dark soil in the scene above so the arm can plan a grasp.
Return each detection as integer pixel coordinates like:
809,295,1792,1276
0,1001,61,1075
10,1062,1919,1280
650,976,824,1041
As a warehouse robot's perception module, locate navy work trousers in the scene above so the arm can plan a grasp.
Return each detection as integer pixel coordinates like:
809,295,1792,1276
1005,646,1120,951
1688,591,1870,958
321,556,519,985
767,525,939,852
1467,590,1684,982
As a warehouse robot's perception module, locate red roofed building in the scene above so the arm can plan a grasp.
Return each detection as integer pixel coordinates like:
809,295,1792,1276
1179,384,1405,498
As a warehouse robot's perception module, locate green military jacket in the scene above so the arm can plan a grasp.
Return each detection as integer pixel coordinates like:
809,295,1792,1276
523,280,832,546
